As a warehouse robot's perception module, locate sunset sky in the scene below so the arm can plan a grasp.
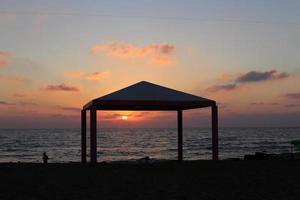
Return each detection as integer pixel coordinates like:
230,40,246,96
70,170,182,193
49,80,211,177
0,0,299,128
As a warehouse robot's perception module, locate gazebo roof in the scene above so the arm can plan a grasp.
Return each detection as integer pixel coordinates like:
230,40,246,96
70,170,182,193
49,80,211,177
83,81,216,111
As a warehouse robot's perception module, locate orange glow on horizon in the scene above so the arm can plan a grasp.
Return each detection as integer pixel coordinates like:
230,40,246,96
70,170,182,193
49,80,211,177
121,116,128,120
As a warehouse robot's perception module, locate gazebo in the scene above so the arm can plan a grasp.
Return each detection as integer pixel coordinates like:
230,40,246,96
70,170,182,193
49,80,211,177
81,81,218,163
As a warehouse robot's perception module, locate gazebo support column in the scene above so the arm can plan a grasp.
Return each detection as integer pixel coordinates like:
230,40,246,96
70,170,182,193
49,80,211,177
177,110,183,161
212,105,219,160
81,110,87,163
90,109,97,163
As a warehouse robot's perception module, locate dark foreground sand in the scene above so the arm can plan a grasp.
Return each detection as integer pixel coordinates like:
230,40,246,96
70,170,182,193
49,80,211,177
0,160,300,200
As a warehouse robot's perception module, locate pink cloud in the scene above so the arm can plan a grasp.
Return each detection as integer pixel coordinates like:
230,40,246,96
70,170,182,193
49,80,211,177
13,93,27,98
0,51,9,56
0,13,16,22
65,70,110,81
41,84,80,92
90,42,176,65
0,75,31,84
0,51,11,68
85,71,110,80
0,60,8,67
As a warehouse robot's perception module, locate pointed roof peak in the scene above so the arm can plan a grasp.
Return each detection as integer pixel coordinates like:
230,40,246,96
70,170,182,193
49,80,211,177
84,81,215,110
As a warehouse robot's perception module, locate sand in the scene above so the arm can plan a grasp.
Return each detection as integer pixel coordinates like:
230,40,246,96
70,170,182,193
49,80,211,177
0,160,299,200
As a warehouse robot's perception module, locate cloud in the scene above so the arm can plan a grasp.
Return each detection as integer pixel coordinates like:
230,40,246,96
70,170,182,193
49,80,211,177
0,51,11,68
0,101,8,105
286,104,300,108
91,42,176,65
101,113,123,120
59,106,81,112
65,70,110,81
85,71,110,80
250,102,279,106
206,69,289,93
13,93,27,98
284,93,300,99
0,100,36,106
270,102,280,105
250,102,265,105
236,70,289,83
0,51,9,56
0,75,31,84
41,84,80,92
0,13,16,23
206,84,238,92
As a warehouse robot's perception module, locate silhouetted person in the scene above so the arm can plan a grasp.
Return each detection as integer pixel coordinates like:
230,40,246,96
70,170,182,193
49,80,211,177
42,152,48,164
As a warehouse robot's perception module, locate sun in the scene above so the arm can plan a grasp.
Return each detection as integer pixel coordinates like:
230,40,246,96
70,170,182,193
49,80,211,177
121,116,128,120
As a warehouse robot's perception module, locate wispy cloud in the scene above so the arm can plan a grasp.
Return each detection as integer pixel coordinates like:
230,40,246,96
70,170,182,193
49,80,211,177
0,100,36,106
85,71,110,80
236,70,289,83
284,93,300,99
250,102,279,106
13,93,27,98
91,41,176,65
59,106,81,112
41,83,80,92
206,84,238,92
0,75,31,84
65,70,110,81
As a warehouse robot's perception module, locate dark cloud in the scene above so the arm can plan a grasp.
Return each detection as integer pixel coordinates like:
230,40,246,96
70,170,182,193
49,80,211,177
101,113,123,120
236,70,289,83
206,84,238,92
284,93,300,99
250,102,265,105
0,101,8,105
270,102,280,106
286,104,300,108
250,102,279,106
206,69,289,93
42,84,80,92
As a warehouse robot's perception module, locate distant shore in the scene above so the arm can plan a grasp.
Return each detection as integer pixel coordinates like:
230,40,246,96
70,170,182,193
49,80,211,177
0,160,299,200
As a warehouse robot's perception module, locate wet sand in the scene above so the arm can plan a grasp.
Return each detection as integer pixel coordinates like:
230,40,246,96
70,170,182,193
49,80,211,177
0,160,299,200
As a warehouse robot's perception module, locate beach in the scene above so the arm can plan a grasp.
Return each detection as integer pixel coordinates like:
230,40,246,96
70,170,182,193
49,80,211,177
0,160,300,200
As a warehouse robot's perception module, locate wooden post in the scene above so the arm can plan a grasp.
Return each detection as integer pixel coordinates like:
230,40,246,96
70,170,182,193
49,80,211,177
178,110,183,161
212,105,219,160
90,109,97,163
81,110,87,163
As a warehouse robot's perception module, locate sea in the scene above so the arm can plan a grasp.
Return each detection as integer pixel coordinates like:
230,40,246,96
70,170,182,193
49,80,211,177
0,127,299,163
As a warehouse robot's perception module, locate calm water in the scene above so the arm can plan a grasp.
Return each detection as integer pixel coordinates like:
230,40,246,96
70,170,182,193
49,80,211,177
0,127,299,163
